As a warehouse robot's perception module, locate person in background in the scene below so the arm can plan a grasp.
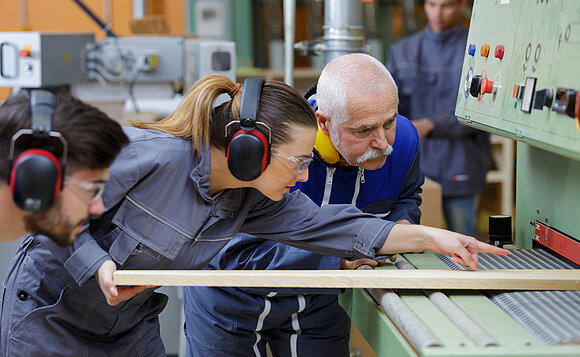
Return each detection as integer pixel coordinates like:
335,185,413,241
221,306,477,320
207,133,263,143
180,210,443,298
0,90,128,245
387,0,491,237
182,53,423,357
1,74,507,356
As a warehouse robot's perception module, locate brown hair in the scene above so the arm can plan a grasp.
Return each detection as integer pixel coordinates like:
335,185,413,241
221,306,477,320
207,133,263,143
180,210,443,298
132,74,317,152
0,90,129,180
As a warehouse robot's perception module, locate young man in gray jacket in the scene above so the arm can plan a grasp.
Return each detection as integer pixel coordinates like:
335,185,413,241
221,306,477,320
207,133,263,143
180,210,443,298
0,90,128,245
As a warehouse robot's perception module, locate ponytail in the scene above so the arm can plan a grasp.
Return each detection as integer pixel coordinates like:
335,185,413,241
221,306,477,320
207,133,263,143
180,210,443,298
131,74,240,152
132,74,316,154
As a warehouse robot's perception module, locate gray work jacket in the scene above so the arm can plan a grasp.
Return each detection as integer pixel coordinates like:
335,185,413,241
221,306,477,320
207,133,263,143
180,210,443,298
1,127,393,356
387,24,491,197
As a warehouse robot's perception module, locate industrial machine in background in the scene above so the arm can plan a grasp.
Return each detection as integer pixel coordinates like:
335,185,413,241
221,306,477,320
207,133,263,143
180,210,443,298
341,1,580,356
0,31,236,119
0,32,93,88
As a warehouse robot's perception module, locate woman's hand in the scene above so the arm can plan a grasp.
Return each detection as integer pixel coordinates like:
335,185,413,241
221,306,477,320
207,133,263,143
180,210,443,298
381,224,510,270
427,228,510,270
95,260,156,306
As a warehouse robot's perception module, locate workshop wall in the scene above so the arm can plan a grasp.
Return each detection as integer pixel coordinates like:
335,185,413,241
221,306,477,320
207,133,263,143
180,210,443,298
0,0,185,100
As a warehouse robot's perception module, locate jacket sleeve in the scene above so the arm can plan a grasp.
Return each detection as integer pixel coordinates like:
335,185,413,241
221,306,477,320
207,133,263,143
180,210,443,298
241,191,394,261
38,142,145,286
426,111,483,139
209,234,344,296
212,235,341,272
37,229,112,286
386,148,424,224
239,247,343,295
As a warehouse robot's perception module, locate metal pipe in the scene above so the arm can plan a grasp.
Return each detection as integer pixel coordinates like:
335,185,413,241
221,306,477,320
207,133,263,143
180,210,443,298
394,256,499,347
322,0,365,64
283,0,295,87
104,0,112,24
133,0,145,19
20,0,28,30
357,265,442,350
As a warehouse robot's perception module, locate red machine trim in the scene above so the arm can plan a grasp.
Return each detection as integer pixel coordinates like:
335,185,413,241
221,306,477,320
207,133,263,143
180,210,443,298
534,221,580,265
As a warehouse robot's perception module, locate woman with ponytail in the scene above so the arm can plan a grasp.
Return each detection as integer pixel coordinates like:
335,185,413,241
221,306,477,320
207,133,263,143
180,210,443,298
1,74,508,356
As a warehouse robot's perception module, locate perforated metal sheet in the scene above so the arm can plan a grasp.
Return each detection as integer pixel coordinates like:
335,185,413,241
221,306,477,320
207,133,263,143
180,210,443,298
440,249,580,345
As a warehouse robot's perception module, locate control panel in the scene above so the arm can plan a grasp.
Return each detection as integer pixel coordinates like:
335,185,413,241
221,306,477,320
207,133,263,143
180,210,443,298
455,0,580,161
0,32,94,88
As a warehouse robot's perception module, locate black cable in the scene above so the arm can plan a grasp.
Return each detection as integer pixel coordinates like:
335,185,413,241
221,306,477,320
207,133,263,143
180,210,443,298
72,0,117,37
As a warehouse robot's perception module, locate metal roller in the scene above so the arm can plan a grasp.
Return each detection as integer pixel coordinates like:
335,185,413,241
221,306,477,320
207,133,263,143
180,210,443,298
357,264,443,350
394,256,499,347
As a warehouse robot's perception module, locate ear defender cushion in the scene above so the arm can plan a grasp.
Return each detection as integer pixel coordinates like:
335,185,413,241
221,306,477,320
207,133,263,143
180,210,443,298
226,77,270,181
227,129,269,181
10,149,62,213
314,125,340,164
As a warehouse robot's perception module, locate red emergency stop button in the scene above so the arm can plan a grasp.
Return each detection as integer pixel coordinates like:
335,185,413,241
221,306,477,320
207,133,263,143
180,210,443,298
495,45,504,60
481,77,494,95
480,44,490,58
19,49,31,57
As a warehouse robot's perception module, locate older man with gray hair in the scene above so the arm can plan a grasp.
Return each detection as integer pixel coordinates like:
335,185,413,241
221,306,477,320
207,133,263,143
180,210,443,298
183,53,424,357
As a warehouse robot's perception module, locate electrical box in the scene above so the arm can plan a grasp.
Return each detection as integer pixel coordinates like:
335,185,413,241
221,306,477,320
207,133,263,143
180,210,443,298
0,32,94,88
455,0,580,161
183,39,236,91
87,36,184,84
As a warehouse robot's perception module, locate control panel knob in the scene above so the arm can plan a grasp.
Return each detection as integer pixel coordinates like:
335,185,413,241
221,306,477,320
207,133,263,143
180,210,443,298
533,88,553,110
470,75,483,98
480,77,495,95
553,88,577,118
488,215,512,248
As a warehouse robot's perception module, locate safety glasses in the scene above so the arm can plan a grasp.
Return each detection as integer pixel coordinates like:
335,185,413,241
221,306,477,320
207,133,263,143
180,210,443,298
271,148,314,175
65,176,107,204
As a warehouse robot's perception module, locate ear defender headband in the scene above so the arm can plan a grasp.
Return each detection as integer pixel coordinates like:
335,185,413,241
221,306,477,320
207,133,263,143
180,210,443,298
225,78,271,181
8,90,68,213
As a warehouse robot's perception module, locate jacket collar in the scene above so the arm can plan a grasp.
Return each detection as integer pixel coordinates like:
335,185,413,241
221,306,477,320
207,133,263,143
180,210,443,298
190,145,213,203
190,146,243,216
425,23,466,44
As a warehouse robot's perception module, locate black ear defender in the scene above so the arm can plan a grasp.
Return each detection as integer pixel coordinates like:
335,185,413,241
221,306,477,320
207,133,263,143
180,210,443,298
8,90,68,213
225,78,271,181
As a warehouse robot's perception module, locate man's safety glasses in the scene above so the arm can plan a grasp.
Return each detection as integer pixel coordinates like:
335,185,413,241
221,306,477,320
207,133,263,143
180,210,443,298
65,176,107,204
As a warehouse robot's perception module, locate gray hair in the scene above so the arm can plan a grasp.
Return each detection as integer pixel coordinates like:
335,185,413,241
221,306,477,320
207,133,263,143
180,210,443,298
317,53,398,126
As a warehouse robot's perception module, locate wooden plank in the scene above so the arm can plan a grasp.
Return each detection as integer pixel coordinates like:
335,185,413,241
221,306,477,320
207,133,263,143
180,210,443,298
114,269,580,290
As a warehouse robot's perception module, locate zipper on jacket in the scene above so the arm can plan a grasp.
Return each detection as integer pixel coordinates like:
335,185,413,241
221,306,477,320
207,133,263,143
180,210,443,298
321,167,335,206
351,168,365,205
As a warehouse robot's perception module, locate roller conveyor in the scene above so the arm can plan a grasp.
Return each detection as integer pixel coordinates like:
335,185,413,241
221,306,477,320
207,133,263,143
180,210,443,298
440,249,580,346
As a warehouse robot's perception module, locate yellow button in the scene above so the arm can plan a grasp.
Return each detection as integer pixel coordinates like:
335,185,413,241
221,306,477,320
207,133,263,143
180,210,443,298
480,44,490,58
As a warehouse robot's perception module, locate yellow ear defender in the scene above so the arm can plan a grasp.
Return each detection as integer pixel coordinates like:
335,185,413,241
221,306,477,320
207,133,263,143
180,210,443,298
314,124,340,164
